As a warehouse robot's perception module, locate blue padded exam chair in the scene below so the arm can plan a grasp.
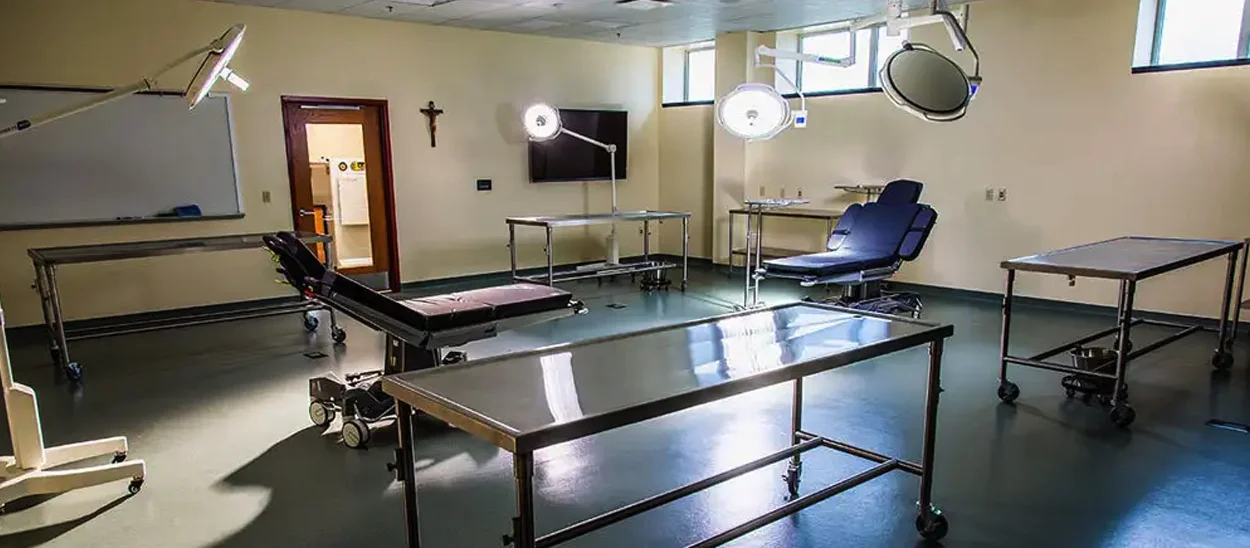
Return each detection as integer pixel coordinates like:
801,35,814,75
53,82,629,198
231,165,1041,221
763,179,937,316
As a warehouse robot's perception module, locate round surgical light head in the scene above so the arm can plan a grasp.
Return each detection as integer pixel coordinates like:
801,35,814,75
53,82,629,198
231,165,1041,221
879,43,974,122
716,83,791,141
187,24,247,109
523,103,562,141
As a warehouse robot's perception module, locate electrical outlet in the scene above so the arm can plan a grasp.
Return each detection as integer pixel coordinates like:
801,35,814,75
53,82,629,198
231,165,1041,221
997,188,1008,202
797,187,804,199
984,188,994,201
262,191,271,204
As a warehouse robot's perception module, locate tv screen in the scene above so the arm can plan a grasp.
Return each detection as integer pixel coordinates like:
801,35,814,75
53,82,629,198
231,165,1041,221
529,109,627,183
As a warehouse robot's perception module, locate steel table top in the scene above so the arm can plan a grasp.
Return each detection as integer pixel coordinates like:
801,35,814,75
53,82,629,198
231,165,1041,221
505,211,690,228
383,302,952,453
743,198,810,209
28,231,332,265
1001,236,1242,281
728,207,842,220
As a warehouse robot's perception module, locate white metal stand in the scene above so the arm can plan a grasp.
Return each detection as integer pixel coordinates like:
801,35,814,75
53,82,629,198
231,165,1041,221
0,301,145,511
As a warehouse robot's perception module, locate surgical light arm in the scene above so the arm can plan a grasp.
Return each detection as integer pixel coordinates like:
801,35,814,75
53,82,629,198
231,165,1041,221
753,29,862,123
0,27,249,139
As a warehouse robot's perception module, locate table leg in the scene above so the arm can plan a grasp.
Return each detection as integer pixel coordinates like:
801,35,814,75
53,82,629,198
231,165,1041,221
742,210,752,306
917,340,945,527
508,452,537,548
753,212,765,307
324,240,342,334
643,220,650,262
681,216,689,291
509,224,518,282
1109,280,1136,426
727,212,735,276
997,270,1016,399
1212,251,1239,370
1231,239,1248,344
395,401,423,548
33,264,60,368
545,227,554,287
45,265,75,380
783,378,804,499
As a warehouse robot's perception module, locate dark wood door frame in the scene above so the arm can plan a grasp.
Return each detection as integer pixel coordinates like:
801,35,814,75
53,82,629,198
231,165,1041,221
281,95,401,291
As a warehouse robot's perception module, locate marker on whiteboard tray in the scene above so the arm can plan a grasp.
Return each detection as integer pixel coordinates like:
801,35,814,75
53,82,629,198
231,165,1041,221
116,216,143,221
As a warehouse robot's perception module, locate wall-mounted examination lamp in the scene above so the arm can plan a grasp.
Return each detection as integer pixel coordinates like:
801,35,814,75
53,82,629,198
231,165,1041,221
0,24,249,139
522,103,623,264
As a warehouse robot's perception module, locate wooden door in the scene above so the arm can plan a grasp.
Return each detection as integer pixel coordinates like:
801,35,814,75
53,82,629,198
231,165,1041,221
281,97,399,290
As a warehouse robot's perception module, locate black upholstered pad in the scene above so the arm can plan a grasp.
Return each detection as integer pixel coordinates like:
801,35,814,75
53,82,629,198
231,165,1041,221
264,231,574,333
396,284,572,332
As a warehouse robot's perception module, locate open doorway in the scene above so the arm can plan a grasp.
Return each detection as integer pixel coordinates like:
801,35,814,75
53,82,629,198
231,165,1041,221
281,97,399,291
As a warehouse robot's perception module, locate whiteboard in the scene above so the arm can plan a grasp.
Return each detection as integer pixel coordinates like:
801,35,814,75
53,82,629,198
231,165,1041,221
0,86,242,228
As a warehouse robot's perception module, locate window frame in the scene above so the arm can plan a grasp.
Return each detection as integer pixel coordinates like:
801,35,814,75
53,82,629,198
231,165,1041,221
795,23,905,96
682,45,716,103
1140,0,1250,70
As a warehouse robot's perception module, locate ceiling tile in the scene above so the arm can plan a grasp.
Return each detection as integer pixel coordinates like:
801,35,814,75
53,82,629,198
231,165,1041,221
206,0,991,47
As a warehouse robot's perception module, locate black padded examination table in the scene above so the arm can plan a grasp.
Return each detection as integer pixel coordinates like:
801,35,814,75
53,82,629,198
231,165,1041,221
996,236,1247,427
263,232,584,448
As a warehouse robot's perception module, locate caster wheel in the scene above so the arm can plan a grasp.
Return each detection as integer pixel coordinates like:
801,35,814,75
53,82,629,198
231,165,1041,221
1109,404,1136,427
1212,352,1233,371
303,313,320,332
128,479,144,495
1064,387,1076,398
915,511,949,541
331,326,347,345
342,418,370,449
309,400,336,428
65,362,82,383
112,452,127,464
782,462,802,500
997,381,1020,404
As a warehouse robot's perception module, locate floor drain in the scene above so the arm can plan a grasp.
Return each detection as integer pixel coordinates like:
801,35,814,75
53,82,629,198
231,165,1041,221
304,351,329,360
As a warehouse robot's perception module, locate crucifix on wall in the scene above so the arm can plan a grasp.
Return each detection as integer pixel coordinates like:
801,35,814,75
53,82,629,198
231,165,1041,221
420,100,444,148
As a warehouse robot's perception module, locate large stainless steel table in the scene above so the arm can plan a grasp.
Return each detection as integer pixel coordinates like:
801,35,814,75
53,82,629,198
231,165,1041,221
996,236,1247,427
506,211,690,290
28,231,341,381
382,302,955,547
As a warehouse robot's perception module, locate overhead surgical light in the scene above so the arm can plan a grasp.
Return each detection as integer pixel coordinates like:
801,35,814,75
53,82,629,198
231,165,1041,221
878,1,982,122
0,24,249,139
717,83,791,141
716,23,864,140
521,103,624,264
186,24,249,109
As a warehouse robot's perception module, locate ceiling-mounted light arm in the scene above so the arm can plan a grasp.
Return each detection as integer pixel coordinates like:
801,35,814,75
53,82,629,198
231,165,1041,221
877,0,980,86
753,27,860,121
0,24,248,139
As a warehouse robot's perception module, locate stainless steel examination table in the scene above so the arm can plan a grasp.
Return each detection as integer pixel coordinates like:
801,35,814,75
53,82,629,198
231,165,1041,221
28,231,338,381
506,211,690,290
996,236,1248,427
382,302,955,547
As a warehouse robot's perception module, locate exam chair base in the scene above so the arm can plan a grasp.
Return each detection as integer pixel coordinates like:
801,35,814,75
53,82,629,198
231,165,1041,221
0,436,147,512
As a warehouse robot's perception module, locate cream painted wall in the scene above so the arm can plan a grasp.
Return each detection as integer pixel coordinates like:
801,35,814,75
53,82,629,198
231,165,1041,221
0,0,660,327
658,105,714,258
305,123,372,264
664,0,1250,318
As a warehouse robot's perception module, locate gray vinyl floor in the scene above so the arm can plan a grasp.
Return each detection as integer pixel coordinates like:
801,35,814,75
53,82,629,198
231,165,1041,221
1,264,1249,547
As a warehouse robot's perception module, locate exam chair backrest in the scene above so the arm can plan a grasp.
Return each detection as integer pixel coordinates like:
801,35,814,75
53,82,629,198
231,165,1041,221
263,232,327,293
826,179,936,261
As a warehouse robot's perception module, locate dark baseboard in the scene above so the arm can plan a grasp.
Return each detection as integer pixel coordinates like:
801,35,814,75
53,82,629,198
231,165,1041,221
891,281,1246,333
7,295,305,343
399,254,715,293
